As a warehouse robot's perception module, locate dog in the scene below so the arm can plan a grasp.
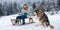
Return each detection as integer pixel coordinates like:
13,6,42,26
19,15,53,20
35,8,54,29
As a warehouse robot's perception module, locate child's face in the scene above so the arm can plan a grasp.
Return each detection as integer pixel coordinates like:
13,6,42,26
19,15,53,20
24,5,27,8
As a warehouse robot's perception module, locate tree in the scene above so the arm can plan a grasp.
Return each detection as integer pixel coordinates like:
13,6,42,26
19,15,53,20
57,0,60,10
0,2,3,16
13,2,18,14
32,2,36,10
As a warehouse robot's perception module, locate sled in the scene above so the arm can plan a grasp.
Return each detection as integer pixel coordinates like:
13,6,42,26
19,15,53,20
12,22,35,26
11,19,21,25
11,19,35,26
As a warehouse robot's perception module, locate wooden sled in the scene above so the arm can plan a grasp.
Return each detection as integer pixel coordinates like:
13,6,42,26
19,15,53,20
11,17,34,25
11,19,21,25
12,22,35,26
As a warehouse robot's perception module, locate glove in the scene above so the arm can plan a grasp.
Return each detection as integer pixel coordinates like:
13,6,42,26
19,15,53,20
18,12,20,15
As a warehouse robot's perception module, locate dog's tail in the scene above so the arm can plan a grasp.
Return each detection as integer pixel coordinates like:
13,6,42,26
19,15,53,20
49,25,54,29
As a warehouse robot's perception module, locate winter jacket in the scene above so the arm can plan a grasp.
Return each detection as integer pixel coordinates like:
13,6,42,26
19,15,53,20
20,7,30,17
20,6,35,18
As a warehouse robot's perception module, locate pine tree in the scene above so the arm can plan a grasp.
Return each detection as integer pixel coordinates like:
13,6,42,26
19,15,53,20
0,2,3,16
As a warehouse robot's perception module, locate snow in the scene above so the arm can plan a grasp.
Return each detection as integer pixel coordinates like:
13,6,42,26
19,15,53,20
0,14,60,30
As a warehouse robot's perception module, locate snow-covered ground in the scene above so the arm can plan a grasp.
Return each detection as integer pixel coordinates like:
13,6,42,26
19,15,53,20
0,14,60,30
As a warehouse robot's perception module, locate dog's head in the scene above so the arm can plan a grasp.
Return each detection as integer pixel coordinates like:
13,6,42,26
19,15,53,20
34,8,43,14
34,8,39,14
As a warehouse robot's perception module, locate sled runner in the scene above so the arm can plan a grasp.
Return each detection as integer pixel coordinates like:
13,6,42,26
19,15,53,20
12,22,35,26
11,19,21,25
11,18,35,25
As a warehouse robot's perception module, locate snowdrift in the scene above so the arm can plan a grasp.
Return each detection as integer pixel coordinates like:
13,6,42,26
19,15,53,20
0,14,60,30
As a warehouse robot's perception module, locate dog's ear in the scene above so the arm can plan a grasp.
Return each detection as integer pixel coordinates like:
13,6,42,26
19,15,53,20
34,9,37,12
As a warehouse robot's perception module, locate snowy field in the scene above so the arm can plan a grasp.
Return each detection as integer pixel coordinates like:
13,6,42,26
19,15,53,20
0,14,60,30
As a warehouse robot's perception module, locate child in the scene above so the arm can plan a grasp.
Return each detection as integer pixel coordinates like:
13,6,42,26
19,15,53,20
16,4,29,25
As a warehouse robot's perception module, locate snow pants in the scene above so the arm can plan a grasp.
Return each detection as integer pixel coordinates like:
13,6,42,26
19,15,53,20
16,14,27,25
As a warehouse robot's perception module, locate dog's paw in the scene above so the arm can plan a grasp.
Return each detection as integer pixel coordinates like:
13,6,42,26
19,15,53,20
50,25,54,29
